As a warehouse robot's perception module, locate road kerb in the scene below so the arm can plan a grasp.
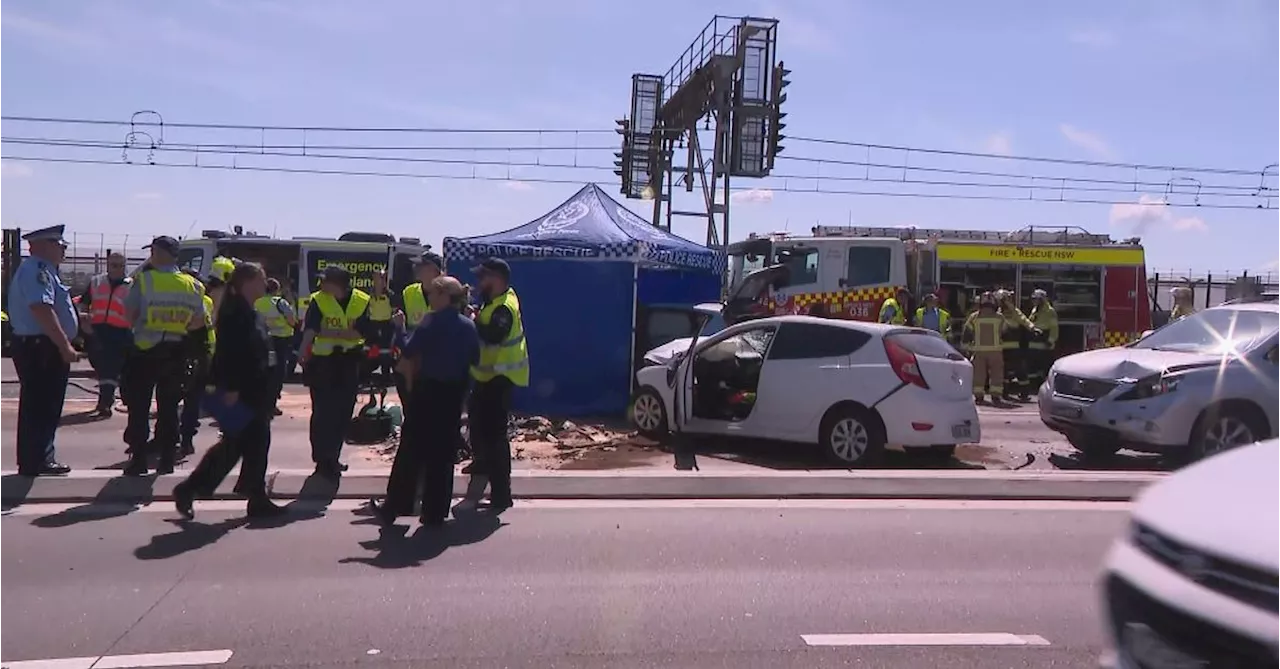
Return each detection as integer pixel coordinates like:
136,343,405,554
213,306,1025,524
2,468,1164,505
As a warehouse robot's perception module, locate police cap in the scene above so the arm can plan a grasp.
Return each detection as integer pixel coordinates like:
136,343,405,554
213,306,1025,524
22,224,67,244
414,251,444,270
471,257,511,280
144,235,181,255
320,265,351,285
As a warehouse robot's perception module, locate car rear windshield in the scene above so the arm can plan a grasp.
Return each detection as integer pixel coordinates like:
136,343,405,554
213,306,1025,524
1134,309,1279,354
886,331,966,360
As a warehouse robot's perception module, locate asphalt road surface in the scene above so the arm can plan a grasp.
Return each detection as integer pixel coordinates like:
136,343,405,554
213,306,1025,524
1,499,1127,668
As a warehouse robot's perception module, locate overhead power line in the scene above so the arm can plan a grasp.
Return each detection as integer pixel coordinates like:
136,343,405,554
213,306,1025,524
1,137,1269,203
0,114,614,135
4,154,1271,210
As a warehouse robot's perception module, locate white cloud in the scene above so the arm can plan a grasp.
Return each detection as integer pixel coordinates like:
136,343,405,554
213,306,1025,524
1059,124,1116,159
1068,28,1117,48
1,162,34,178
501,181,535,192
132,192,163,200
982,132,1014,156
1109,195,1207,234
731,188,774,204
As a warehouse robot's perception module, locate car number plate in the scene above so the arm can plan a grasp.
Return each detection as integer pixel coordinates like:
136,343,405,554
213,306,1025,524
1122,622,1207,669
951,423,972,440
1051,403,1082,419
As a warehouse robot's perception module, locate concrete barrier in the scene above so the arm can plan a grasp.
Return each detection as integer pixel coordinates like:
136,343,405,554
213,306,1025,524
2,467,1164,506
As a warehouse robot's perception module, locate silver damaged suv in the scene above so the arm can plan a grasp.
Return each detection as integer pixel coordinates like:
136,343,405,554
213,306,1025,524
1039,303,1278,462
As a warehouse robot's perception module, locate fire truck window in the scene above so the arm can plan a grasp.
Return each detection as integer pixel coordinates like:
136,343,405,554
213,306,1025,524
778,248,819,286
846,247,892,287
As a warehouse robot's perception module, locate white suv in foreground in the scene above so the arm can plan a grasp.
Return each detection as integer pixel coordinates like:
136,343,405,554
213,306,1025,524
1100,439,1278,668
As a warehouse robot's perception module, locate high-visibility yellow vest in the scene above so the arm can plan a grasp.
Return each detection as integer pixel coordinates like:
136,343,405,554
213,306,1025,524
202,294,216,355
310,289,370,356
367,293,393,322
402,282,432,326
1000,306,1034,350
471,288,529,387
879,298,906,325
136,270,204,350
914,306,951,334
966,313,1004,352
254,295,294,337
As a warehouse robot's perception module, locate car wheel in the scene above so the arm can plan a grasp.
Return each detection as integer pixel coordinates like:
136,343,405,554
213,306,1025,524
1190,406,1266,460
631,387,668,439
1066,435,1121,458
820,406,885,467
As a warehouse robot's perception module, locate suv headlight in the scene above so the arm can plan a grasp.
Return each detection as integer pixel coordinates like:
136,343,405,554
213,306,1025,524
1117,373,1180,401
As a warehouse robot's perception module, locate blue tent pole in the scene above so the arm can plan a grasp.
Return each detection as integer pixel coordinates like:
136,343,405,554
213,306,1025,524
629,262,639,399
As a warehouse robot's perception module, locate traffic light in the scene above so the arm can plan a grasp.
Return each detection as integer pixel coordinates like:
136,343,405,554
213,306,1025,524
615,118,632,195
768,61,791,168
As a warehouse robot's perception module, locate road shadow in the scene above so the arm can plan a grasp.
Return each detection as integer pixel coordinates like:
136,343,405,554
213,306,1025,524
60,410,114,427
689,437,988,471
134,516,248,560
340,509,504,569
243,471,339,529
1,474,34,511
1047,452,1175,472
30,475,158,528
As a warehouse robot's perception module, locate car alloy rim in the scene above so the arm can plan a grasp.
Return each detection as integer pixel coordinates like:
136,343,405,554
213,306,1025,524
1204,416,1255,454
633,393,662,432
830,417,869,462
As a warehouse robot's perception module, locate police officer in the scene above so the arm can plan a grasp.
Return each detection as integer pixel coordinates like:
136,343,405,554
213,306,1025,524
82,251,133,417
393,252,445,405
255,277,299,415
459,258,529,512
121,236,209,476
179,269,216,457
298,266,375,478
366,269,400,390
6,225,77,476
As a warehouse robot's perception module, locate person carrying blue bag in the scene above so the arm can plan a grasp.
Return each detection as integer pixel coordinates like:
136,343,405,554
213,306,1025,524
173,262,285,520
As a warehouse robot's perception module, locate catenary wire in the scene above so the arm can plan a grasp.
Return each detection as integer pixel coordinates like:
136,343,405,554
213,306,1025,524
4,154,1271,210
2,137,1268,201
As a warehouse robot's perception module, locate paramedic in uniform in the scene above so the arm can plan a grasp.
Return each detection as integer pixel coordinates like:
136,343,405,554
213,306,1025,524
82,251,133,417
6,225,77,476
298,265,375,479
964,292,1006,404
121,236,209,476
459,258,529,512
255,277,299,414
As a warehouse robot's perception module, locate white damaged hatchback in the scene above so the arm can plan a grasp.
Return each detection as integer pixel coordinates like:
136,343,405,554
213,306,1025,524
630,315,980,466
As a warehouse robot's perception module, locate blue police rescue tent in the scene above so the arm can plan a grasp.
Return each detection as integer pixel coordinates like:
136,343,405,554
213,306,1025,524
443,183,723,417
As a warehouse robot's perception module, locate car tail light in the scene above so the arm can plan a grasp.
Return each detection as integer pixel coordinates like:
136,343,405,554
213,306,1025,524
884,336,929,389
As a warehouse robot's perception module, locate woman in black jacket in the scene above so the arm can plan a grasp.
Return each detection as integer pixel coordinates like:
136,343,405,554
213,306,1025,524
173,262,284,519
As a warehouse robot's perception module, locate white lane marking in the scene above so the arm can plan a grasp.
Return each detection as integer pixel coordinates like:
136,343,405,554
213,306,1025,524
801,633,1051,647
1,650,232,669
2,498,1132,517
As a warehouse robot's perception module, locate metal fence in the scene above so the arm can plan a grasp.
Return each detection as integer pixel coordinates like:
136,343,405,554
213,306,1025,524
1148,269,1279,311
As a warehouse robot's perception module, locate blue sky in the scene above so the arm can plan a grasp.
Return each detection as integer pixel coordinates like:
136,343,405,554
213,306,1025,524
2,0,1277,275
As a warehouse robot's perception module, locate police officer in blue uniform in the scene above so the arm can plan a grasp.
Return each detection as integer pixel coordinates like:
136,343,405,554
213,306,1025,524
5,225,78,476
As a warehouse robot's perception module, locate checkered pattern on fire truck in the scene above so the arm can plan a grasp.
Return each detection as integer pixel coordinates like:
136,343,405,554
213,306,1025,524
1102,331,1138,348
770,286,899,320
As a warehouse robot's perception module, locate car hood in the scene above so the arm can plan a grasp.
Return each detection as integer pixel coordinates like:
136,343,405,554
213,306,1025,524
1054,346,1223,381
1132,440,1279,573
644,338,694,366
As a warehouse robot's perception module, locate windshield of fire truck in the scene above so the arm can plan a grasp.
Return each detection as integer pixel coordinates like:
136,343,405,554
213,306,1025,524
728,238,773,291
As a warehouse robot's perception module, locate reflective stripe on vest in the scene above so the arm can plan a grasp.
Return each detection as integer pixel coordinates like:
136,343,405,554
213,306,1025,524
310,289,370,356
402,283,432,326
89,275,131,328
367,294,393,322
254,296,293,337
880,298,905,325
471,288,529,387
136,270,203,350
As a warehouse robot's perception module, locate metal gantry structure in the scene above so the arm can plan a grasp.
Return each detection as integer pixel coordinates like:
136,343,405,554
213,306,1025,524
615,16,789,250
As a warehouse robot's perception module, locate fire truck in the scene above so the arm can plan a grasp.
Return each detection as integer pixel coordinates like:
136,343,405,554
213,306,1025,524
176,229,427,312
726,225,1151,354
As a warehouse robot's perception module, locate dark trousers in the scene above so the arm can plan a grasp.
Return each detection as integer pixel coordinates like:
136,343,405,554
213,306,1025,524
122,343,187,458
468,376,514,501
12,336,70,473
1001,347,1023,396
306,354,360,465
180,364,205,442
183,411,271,497
1025,347,1054,388
89,324,131,409
383,377,467,520
269,336,294,408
